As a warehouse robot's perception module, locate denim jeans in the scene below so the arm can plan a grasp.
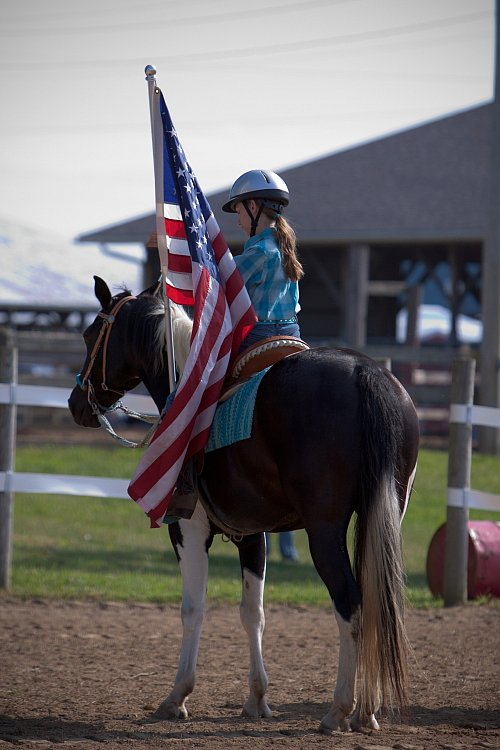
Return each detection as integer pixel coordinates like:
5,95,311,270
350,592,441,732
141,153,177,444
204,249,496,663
265,531,298,561
240,321,301,353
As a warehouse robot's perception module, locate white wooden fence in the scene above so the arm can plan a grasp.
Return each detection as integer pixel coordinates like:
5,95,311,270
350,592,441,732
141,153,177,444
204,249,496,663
0,383,157,498
0,327,156,587
443,357,500,606
0,382,153,499
2,332,499,600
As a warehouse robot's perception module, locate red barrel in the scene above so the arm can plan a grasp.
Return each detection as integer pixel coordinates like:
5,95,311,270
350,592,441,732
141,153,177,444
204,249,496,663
426,520,500,599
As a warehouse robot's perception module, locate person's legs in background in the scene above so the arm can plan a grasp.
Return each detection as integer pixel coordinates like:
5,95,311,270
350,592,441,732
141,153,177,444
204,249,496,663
265,531,299,562
278,531,298,561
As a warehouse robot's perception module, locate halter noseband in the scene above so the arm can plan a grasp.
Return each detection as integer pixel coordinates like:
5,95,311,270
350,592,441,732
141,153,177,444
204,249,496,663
76,294,136,412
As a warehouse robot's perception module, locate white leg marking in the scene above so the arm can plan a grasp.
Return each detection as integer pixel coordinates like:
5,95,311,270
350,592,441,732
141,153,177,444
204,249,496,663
320,607,358,733
155,504,211,720
350,702,380,732
240,564,272,719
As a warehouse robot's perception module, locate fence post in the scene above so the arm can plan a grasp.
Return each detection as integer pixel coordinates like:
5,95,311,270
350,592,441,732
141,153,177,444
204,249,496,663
0,328,17,589
443,357,475,606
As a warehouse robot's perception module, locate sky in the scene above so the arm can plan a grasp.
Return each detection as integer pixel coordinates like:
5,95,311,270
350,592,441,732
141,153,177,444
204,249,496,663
0,0,496,243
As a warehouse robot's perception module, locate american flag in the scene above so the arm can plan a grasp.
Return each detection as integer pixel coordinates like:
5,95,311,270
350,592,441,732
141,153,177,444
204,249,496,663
128,89,257,527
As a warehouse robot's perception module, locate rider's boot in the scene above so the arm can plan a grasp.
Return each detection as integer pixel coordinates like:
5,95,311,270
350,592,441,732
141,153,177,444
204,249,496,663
164,458,199,522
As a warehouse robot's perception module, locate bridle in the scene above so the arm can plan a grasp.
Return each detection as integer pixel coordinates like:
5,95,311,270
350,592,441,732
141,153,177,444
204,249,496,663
76,294,137,411
75,293,159,448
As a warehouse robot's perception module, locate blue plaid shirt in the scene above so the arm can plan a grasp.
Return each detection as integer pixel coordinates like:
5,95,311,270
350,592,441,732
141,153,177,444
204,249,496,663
234,228,300,322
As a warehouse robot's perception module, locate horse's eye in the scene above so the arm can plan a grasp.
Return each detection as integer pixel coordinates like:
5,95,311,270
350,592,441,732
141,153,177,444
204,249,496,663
83,321,98,343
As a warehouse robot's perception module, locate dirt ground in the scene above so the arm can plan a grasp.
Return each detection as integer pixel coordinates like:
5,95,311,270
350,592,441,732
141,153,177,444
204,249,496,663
0,599,499,750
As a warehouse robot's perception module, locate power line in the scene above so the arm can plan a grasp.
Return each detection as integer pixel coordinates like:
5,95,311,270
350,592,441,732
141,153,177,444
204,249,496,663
164,10,492,62
0,0,351,35
0,0,334,22
0,10,492,70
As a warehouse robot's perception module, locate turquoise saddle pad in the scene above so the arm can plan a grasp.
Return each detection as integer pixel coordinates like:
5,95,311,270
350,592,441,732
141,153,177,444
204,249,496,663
205,367,270,453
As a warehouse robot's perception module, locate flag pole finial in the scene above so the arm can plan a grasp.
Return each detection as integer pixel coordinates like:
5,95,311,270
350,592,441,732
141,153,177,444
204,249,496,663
145,64,157,80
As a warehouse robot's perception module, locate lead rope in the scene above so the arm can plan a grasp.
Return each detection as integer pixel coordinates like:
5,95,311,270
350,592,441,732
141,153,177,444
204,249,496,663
86,380,161,448
95,401,160,448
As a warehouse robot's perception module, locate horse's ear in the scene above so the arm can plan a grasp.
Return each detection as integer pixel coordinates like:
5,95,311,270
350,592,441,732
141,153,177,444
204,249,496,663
139,276,163,299
94,276,112,309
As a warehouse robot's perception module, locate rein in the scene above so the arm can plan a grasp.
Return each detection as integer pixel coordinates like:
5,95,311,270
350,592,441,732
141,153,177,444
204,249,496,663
76,294,161,448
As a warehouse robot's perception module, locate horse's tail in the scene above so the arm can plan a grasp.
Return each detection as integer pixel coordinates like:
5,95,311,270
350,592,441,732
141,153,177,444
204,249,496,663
353,363,411,721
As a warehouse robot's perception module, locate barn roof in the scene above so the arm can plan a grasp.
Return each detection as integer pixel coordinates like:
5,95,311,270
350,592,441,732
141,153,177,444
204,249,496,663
78,102,492,246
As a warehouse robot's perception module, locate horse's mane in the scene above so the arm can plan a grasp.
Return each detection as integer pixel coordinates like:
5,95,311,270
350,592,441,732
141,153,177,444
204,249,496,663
121,288,193,375
153,298,193,375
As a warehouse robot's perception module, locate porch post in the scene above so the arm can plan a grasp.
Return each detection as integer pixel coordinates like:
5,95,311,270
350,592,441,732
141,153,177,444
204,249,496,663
344,243,369,347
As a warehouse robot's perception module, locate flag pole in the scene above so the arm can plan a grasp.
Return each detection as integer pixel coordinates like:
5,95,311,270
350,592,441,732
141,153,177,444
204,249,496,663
145,64,177,393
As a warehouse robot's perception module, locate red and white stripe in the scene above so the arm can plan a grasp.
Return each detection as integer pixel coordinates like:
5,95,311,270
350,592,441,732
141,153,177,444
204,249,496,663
129,214,255,527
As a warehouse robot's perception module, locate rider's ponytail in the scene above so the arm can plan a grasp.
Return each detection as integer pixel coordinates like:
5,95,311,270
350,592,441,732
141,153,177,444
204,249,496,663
263,209,304,282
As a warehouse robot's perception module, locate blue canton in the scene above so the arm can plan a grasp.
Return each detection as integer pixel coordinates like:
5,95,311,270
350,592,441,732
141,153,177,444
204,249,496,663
160,96,219,280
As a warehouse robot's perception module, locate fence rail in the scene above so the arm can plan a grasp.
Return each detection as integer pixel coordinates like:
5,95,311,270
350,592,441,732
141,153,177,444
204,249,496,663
447,401,500,512
0,471,129,499
0,383,154,412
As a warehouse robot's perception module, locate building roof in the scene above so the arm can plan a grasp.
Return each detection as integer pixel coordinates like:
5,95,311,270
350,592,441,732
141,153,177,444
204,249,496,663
78,102,492,246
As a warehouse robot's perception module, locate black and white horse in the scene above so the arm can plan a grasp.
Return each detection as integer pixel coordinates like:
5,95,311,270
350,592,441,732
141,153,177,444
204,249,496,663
69,277,419,733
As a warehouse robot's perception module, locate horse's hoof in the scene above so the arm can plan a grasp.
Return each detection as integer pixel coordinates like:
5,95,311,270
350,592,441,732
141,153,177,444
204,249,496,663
349,711,380,732
318,721,333,735
318,722,350,734
241,700,272,719
319,721,343,735
152,701,189,721
319,715,350,734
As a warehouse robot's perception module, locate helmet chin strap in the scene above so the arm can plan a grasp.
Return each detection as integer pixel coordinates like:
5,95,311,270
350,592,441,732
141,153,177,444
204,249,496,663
243,200,264,237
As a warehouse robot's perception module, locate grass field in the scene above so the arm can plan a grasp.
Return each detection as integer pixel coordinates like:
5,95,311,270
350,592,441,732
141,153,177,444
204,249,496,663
10,444,500,608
